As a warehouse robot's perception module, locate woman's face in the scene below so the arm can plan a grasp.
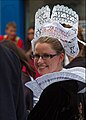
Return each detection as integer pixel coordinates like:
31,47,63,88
27,28,34,41
34,42,64,75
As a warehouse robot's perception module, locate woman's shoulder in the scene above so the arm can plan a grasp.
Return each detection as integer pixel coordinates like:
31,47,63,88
65,57,86,68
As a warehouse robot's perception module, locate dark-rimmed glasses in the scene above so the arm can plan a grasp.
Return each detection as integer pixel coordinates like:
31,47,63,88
32,54,58,60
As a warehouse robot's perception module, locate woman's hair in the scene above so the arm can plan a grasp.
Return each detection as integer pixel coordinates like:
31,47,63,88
25,26,34,51
0,40,35,78
27,26,34,31
35,37,65,55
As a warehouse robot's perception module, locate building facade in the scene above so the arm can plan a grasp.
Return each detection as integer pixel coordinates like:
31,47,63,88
0,0,85,41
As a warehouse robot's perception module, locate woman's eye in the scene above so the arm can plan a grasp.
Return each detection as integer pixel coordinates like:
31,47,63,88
35,55,40,58
44,54,50,58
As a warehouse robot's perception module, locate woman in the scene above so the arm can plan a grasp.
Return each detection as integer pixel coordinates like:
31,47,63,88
27,5,86,120
27,36,85,120
24,26,34,51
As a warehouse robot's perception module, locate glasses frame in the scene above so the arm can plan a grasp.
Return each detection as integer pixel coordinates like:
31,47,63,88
32,53,58,60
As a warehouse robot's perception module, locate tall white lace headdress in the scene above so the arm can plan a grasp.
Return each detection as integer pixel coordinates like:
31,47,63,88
32,5,81,57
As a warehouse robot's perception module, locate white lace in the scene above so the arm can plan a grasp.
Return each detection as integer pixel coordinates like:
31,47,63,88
32,5,80,57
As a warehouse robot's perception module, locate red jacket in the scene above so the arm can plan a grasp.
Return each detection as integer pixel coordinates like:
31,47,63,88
29,59,41,78
0,35,23,48
22,59,41,79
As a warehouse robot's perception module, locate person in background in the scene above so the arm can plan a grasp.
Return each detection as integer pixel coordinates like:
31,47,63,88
64,25,86,119
24,26,40,78
24,26,34,62
0,40,35,114
25,26,34,51
0,22,23,48
0,43,26,120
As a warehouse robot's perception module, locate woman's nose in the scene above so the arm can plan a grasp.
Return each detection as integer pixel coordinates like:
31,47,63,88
37,56,44,63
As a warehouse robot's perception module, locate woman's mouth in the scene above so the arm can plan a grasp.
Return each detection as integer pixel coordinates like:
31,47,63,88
38,66,48,71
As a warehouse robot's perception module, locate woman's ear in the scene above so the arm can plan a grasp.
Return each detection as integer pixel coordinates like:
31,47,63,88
58,53,65,64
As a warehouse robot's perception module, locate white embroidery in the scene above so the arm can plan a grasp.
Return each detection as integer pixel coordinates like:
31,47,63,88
25,67,86,98
32,5,80,57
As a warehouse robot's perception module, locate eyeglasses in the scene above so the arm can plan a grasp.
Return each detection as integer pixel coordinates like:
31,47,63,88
32,54,58,60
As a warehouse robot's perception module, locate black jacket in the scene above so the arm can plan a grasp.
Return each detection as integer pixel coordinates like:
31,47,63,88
27,57,86,120
28,80,85,120
65,57,86,68
65,56,86,119
28,57,86,120
0,44,26,120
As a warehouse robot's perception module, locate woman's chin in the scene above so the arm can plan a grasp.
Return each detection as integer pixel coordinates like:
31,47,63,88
38,69,48,75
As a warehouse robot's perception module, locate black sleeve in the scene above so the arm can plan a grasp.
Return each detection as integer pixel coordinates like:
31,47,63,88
0,44,26,120
28,80,86,120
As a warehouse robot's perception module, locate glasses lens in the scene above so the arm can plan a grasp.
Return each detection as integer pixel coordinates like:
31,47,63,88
33,54,40,59
43,54,50,59
33,54,57,60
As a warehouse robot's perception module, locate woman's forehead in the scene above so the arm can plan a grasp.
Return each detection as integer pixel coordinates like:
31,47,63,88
34,42,55,53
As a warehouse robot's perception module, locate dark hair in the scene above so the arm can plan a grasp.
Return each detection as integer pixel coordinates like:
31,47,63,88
0,40,35,78
27,26,34,31
24,26,35,51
